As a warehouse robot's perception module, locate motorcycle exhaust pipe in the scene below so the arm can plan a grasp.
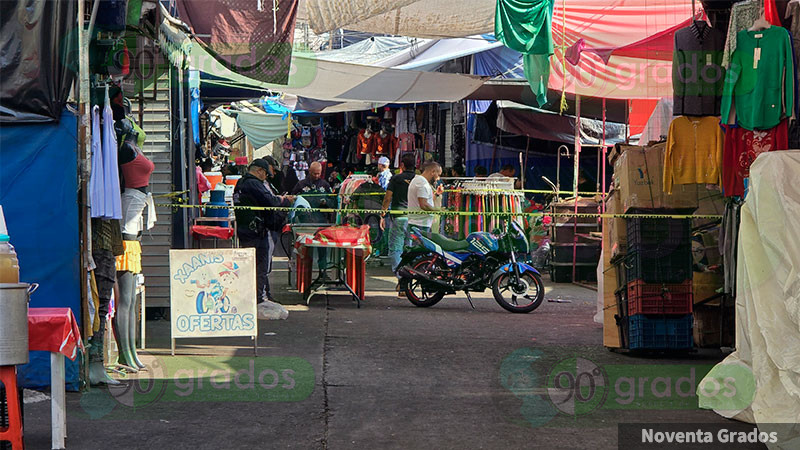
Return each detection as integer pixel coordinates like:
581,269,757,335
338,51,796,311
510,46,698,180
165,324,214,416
398,267,452,290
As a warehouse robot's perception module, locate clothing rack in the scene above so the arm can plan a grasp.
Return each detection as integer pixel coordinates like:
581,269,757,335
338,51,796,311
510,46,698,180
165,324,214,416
442,177,524,239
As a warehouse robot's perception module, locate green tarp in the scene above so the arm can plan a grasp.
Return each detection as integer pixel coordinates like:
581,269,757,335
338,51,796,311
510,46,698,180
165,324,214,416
495,0,554,107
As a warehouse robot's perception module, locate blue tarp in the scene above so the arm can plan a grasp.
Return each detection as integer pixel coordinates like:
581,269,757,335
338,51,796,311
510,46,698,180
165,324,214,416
0,109,81,390
465,140,609,197
469,45,525,114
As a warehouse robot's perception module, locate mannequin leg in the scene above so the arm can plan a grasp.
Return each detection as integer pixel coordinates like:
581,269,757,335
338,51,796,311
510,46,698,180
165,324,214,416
128,274,145,369
89,249,120,385
114,271,138,371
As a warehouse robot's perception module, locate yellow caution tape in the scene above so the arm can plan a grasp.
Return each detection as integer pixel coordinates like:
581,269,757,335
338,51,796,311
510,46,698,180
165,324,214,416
156,203,721,220
271,188,606,197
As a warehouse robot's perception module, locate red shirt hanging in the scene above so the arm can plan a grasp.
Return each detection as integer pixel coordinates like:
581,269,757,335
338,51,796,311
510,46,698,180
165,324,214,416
722,120,788,197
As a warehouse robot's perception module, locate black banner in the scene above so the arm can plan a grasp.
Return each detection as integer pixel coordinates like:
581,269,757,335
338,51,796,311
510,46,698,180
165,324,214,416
0,0,78,123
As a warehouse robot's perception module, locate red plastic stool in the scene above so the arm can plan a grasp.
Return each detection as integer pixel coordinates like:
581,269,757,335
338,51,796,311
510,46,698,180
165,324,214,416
0,366,23,449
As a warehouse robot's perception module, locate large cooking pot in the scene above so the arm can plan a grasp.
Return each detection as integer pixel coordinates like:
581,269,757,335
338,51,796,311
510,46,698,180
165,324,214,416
0,283,37,365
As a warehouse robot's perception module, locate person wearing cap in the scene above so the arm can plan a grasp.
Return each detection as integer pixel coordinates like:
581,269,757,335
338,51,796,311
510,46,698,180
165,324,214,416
234,158,295,303
377,156,392,190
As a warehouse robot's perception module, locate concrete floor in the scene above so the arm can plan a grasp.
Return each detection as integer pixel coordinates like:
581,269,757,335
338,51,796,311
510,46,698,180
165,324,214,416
21,264,733,449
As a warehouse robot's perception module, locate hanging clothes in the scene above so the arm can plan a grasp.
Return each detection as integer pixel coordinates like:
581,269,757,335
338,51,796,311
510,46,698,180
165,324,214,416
664,116,724,193
495,0,555,107
721,0,761,68
102,86,122,220
672,22,726,117
394,107,417,138
721,26,794,130
357,129,376,155
89,105,106,218
719,199,742,295
722,120,788,197
374,132,397,161
785,2,800,72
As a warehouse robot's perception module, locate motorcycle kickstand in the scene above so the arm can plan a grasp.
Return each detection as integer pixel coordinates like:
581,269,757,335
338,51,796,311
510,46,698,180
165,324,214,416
464,291,476,310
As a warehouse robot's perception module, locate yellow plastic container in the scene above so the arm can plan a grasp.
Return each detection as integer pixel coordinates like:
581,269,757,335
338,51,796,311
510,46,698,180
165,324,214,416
0,234,20,284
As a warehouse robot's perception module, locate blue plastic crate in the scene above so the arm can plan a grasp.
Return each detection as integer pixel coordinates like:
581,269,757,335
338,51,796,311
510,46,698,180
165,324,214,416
627,314,694,350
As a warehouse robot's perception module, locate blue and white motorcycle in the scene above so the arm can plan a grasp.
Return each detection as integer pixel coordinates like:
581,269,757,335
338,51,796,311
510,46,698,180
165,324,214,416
397,221,545,313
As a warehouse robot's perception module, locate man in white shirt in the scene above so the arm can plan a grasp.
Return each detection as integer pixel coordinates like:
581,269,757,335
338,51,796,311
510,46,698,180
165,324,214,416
407,161,444,232
488,164,521,189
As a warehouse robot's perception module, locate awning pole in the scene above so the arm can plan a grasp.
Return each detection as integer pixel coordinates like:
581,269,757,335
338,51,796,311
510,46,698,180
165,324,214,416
572,94,581,282
602,98,607,214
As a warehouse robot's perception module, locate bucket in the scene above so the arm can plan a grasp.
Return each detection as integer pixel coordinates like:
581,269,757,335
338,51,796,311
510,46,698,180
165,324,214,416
0,283,37,365
205,172,223,189
225,175,242,186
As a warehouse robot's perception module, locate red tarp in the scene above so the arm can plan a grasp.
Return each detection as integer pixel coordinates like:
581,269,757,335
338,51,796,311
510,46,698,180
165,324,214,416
549,0,697,99
176,0,299,84
28,308,83,361
191,225,235,240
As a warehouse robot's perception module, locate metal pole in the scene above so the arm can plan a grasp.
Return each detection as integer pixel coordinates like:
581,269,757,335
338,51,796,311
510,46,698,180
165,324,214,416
178,69,189,248
602,98,607,214
77,0,89,349
572,94,581,282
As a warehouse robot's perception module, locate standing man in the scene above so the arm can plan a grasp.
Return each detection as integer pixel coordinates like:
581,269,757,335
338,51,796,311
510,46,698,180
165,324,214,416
234,158,295,303
376,156,393,190
489,164,522,188
381,154,417,295
407,161,444,234
291,161,334,279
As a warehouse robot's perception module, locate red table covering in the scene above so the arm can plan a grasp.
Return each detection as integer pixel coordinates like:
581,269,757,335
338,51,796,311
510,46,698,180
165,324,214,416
28,308,83,361
191,224,235,240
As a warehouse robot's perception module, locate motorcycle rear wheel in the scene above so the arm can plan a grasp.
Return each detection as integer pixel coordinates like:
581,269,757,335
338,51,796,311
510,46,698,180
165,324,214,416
492,272,545,313
402,256,447,308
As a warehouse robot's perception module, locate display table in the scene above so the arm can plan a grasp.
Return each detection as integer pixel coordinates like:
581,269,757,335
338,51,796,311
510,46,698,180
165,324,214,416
28,307,83,450
191,217,238,248
294,226,371,307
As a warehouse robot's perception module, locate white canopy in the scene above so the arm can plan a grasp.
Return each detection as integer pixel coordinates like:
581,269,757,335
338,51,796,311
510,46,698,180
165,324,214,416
189,41,485,104
699,151,800,444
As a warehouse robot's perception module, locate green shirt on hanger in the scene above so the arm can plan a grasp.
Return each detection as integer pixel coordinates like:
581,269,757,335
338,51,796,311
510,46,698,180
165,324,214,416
721,26,794,130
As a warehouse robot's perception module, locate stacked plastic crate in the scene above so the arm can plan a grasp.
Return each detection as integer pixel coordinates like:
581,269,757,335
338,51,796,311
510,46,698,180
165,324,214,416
624,218,694,350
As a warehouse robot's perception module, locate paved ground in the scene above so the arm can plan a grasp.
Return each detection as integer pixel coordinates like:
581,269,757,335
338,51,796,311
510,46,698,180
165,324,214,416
21,263,732,449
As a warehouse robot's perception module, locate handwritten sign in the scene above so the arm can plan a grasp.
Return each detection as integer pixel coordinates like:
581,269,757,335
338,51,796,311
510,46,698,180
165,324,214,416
169,248,257,339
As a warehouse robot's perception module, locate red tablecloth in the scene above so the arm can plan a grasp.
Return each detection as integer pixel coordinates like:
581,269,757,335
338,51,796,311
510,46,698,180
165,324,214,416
28,308,83,361
295,225,371,252
191,225,235,240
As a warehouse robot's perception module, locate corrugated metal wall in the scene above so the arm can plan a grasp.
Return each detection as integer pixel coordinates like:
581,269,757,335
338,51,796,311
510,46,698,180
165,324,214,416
130,73,173,308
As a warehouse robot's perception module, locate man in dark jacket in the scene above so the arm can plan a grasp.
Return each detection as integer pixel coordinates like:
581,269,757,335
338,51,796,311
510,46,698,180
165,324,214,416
234,158,295,303
291,161,334,278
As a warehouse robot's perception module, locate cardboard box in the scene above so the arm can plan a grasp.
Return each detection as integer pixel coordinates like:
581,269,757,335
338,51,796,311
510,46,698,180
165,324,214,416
694,304,735,348
693,271,724,304
604,190,627,258
613,143,699,213
693,185,725,229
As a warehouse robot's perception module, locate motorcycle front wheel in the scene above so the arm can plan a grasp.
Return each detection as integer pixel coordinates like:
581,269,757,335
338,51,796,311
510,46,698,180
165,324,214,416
492,271,545,313
401,256,447,308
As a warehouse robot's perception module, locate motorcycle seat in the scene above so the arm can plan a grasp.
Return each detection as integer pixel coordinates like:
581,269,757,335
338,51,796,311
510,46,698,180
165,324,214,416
427,232,470,252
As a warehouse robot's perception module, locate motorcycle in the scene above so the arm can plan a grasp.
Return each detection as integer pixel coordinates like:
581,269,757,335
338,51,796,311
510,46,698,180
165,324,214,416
397,221,545,313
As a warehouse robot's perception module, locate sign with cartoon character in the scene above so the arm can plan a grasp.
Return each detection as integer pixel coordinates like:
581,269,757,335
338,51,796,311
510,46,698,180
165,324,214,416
169,249,257,341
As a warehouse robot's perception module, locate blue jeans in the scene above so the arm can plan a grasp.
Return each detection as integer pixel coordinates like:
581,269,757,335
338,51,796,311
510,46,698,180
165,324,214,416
388,216,410,276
